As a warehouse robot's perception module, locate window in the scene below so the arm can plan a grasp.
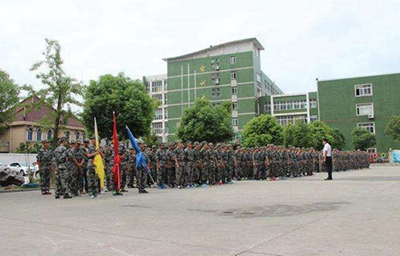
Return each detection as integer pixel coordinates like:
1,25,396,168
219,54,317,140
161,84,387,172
75,131,80,141
27,127,33,141
154,108,163,120
356,103,373,116
152,81,163,93
310,115,318,122
230,56,236,64
264,102,271,111
47,129,52,140
152,123,163,134
145,82,150,93
357,122,375,134
231,71,237,80
256,74,261,85
355,83,372,97
232,118,238,126
211,88,221,99
164,108,168,119
367,148,377,154
232,102,238,111
36,128,42,142
152,94,162,102
309,99,317,108
231,86,237,95
65,131,70,141
275,115,307,126
164,80,168,91
164,95,168,105
82,133,86,141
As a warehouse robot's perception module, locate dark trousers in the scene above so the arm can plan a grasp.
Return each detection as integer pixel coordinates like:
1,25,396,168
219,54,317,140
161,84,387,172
326,156,333,179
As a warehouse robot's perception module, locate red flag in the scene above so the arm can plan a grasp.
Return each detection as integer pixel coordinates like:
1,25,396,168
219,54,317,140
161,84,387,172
112,112,121,191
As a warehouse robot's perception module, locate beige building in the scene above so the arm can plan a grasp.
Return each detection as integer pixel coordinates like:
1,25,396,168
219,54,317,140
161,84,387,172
0,96,85,152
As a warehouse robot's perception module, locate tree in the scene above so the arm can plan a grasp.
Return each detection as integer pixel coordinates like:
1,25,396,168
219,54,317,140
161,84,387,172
351,128,376,151
177,98,233,143
24,39,85,149
0,70,19,133
242,114,284,147
284,121,317,148
309,121,335,150
331,128,346,150
385,115,400,143
83,73,158,140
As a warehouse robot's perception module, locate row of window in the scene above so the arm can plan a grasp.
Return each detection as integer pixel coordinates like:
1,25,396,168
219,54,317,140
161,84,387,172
211,56,237,65
356,103,374,116
152,122,168,134
264,99,317,112
26,128,85,142
154,108,168,120
146,80,167,93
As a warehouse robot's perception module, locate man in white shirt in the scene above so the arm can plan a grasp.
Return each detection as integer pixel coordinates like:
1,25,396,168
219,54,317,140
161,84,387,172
322,138,332,180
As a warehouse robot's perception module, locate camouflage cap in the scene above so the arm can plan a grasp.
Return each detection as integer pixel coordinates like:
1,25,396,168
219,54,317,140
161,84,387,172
59,137,67,143
74,140,82,144
84,139,90,143
136,138,145,144
90,136,96,140
151,145,156,149
208,142,213,146
194,141,200,146
186,140,192,145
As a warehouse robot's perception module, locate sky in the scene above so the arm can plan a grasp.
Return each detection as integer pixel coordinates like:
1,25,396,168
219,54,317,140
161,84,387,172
1,0,400,101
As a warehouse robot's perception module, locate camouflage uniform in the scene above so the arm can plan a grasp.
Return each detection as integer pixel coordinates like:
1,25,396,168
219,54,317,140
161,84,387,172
155,145,167,186
166,144,176,188
86,143,98,196
175,145,186,188
192,143,202,185
199,145,209,185
103,145,114,190
127,149,136,188
184,145,194,187
53,141,70,198
68,146,84,195
36,145,53,193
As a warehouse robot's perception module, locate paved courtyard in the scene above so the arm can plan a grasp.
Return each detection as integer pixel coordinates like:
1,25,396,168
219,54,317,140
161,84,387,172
1,165,399,256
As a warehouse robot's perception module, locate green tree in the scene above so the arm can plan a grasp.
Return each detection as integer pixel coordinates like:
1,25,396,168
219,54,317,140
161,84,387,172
177,98,233,143
284,121,317,148
309,121,335,150
0,70,20,133
24,39,85,149
331,128,346,150
83,73,158,140
242,114,284,147
385,115,400,143
351,128,376,151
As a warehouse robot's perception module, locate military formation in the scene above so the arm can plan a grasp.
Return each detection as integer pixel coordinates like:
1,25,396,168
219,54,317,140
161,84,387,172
36,138,370,199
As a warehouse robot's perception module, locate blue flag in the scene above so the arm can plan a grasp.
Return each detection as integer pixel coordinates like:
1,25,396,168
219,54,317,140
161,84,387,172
125,126,149,171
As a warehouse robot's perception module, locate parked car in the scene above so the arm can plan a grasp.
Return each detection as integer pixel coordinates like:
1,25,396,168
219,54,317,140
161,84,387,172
7,162,34,176
0,161,10,172
31,162,40,179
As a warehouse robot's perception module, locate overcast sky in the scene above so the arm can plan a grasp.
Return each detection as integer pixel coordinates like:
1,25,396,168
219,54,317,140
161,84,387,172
1,0,400,99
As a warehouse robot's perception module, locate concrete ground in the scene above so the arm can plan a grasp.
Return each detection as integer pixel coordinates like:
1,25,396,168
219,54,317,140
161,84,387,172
0,165,399,256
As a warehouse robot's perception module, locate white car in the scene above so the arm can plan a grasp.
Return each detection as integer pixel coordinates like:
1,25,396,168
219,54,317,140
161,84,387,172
31,162,40,179
7,162,34,176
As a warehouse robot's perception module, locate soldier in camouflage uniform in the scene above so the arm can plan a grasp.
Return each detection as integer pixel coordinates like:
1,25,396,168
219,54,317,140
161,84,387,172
192,142,202,187
226,144,235,183
127,148,136,188
199,142,209,186
215,144,225,184
36,140,53,195
207,143,217,185
184,141,195,188
147,145,157,188
86,136,101,198
156,143,167,189
103,144,114,191
120,143,129,192
174,140,186,189
53,137,72,199
81,139,90,194
68,140,84,196
166,142,176,188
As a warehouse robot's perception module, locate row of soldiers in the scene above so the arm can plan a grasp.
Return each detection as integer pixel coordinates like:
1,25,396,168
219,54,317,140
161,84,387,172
37,138,370,199
102,140,370,191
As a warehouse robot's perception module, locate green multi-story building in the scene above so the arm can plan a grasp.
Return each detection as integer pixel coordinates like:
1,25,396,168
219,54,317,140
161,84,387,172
163,38,283,141
259,92,319,125
318,73,400,153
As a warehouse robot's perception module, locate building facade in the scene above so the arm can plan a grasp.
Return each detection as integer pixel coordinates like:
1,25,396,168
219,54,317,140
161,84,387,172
144,74,169,142
162,38,283,141
259,92,319,126
0,96,85,152
318,73,400,153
